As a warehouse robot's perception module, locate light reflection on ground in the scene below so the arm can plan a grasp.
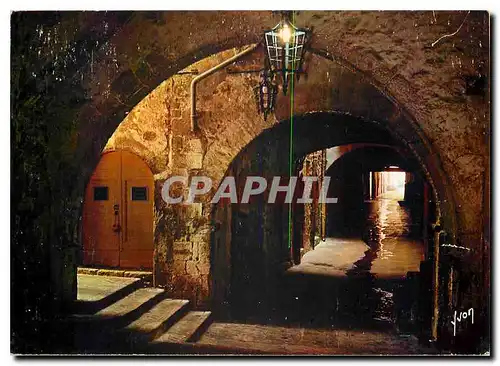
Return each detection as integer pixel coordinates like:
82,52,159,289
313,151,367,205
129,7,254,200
290,190,424,279
283,189,425,331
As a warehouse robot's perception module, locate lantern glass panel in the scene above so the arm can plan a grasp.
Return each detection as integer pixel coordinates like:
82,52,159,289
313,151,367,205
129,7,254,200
264,21,307,74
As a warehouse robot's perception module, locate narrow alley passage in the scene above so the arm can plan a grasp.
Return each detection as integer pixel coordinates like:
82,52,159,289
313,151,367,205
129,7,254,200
289,192,424,279
277,190,425,336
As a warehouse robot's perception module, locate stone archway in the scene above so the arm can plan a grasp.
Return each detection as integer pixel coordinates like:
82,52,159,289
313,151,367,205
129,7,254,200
209,110,447,318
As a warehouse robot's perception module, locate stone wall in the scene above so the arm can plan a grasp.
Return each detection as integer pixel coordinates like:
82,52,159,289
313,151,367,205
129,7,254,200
103,48,273,307
299,150,326,256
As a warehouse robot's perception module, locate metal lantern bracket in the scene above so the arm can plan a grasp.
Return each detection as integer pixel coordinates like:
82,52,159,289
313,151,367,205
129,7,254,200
253,69,278,121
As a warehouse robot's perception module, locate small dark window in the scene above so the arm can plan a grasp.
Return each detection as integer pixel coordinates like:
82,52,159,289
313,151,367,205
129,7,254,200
132,187,148,201
93,186,109,201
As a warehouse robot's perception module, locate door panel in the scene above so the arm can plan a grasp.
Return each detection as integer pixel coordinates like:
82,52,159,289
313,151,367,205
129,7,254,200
82,179,121,266
82,152,121,267
120,178,154,269
83,150,154,269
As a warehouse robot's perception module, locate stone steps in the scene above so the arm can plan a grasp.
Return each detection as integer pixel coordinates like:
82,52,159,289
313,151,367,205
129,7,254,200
71,273,215,353
94,287,166,324
76,274,143,314
121,298,191,346
153,311,213,344
71,286,169,352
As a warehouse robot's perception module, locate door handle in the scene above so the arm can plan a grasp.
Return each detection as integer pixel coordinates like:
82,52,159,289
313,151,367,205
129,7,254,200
112,204,121,232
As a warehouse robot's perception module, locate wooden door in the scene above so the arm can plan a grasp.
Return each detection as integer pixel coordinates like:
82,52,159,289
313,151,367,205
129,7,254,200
82,150,154,269
120,150,154,269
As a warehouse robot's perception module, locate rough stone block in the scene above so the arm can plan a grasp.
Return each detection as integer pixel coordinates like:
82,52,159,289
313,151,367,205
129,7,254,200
195,242,211,262
196,275,211,305
197,262,210,275
174,241,192,252
186,152,203,169
187,138,202,152
123,271,153,280
172,260,187,274
184,203,202,219
171,100,181,110
78,267,99,275
171,116,190,134
173,251,192,261
97,269,124,277
180,276,197,297
171,108,182,119
172,135,184,150
186,260,199,275
192,243,199,261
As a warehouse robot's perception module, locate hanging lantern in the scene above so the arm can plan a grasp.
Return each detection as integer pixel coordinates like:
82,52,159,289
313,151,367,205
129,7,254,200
254,69,278,120
264,14,309,95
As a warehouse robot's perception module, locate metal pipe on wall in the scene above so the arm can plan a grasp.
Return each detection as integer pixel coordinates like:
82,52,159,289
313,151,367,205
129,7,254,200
190,44,259,132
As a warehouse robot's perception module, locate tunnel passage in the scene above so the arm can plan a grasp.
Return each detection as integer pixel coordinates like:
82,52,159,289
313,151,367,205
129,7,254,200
210,111,438,333
324,145,433,241
291,144,437,333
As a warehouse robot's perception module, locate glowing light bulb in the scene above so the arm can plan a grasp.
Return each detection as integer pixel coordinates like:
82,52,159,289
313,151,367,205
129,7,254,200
280,23,292,43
